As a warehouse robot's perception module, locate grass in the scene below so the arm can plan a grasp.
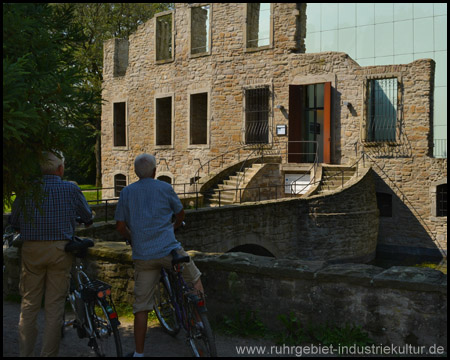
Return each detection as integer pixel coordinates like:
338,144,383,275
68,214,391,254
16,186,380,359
3,185,101,213
78,184,102,204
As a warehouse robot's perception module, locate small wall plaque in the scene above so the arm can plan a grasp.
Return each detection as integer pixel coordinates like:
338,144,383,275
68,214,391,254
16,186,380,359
276,125,287,136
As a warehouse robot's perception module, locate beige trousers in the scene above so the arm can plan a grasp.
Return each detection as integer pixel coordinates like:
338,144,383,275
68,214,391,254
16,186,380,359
18,240,73,357
133,248,202,314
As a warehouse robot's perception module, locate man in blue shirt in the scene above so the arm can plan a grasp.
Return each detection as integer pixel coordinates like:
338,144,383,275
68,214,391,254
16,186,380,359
115,153,203,358
9,151,92,356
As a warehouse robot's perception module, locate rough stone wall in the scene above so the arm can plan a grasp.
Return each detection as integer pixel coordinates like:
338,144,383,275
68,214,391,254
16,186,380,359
101,3,446,252
6,245,445,348
194,252,447,349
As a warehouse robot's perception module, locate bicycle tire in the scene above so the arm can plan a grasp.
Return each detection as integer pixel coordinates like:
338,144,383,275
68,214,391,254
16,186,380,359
153,277,180,336
88,298,123,357
187,304,217,357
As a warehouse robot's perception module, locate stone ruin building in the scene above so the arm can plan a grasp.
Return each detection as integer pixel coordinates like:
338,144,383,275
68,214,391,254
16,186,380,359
102,3,447,259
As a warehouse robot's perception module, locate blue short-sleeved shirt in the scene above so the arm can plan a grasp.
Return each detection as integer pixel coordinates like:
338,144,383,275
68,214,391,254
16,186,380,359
114,178,184,260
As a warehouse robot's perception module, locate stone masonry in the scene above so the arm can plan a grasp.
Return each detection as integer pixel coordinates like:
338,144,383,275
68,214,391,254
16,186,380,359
101,3,446,254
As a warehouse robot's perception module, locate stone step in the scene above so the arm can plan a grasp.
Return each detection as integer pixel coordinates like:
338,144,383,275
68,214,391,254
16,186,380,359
211,191,236,201
322,171,354,178
207,162,265,206
321,178,352,186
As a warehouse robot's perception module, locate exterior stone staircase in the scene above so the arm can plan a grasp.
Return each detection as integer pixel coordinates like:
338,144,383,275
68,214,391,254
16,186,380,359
207,163,265,206
314,165,357,195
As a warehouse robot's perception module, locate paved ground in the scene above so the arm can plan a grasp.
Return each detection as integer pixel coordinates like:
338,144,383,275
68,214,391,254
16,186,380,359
2,298,278,357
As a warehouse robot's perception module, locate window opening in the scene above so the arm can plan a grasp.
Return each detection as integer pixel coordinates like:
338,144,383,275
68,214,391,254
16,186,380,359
157,175,172,184
247,3,271,48
114,174,126,197
190,93,208,145
376,192,392,217
436,184,447,217
113,102,126,147
367,78,397,142
156,97,172,146
245,87,270,144
191,5,210,55
156,13,173,61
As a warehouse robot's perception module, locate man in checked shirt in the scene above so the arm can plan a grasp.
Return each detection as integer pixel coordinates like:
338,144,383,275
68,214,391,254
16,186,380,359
9,151,92,357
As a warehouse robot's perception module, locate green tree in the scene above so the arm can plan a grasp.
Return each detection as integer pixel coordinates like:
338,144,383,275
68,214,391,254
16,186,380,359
3,3,95,211
56,3,172,186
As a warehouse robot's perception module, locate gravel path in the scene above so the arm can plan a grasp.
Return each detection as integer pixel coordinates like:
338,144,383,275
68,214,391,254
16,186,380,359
2,298,278,357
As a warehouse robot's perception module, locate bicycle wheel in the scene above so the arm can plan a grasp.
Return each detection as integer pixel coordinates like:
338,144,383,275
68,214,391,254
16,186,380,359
88,298,123,357
153,277,180,336
187,301,217,357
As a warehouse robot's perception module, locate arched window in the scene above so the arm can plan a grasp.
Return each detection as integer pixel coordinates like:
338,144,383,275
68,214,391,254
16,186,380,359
114,174,126,197
436,184,447,217
157,175,172,184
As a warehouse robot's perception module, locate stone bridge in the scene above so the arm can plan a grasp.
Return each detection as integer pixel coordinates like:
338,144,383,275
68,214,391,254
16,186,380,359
75,167,378,263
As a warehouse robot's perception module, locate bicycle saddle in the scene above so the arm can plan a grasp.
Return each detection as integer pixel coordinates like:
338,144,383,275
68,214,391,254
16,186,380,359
170,249,190,266
65,236,94,258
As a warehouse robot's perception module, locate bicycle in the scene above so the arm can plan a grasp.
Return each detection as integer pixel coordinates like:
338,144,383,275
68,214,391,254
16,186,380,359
62,220,123,357
3,225,21,272
152,226,217,357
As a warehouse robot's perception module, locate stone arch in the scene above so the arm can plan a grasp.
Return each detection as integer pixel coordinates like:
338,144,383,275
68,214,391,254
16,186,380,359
156,171,174,185
227,244,275,258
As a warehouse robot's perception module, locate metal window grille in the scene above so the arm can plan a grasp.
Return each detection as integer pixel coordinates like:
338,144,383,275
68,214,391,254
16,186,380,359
114,174,127,198
245,87,269,144
437,184,447,217
367,78,397,142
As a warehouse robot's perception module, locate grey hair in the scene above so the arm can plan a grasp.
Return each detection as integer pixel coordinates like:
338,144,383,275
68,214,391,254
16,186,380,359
134,153,156,179
41,151,64,174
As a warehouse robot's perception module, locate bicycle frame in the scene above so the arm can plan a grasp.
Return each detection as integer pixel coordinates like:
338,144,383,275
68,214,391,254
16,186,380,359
161,263,205,333
65,259,121,356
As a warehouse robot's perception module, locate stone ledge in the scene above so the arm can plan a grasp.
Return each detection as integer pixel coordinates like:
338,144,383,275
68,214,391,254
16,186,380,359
76,244,447,295
372,266,447,293
189,250,447,293
314,263,384,287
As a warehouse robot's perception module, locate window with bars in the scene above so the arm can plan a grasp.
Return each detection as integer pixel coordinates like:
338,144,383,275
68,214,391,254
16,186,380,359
245,87,270,144
436,184,447,217
114,174,126,197
246,3,271,49
366,78,398,142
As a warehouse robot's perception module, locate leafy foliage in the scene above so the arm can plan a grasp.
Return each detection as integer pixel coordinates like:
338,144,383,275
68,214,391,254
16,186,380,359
53,3,172,186
276,312,374,348
3,3,95,211
219,310,267,338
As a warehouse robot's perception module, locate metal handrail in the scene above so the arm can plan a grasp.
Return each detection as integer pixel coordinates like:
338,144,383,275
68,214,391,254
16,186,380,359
192,144,265,193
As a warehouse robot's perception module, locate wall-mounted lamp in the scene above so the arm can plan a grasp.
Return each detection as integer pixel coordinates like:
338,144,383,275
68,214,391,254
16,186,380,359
275,104,284,110
343,101,351,108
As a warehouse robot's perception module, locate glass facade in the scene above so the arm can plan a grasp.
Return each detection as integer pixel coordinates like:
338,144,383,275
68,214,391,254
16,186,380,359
305,3,447,158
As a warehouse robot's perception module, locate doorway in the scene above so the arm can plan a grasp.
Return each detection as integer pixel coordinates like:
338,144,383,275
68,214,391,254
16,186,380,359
288,82,331,163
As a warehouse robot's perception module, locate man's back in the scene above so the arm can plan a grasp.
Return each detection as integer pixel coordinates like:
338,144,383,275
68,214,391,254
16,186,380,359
10,175,91,241
115,178,184,260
